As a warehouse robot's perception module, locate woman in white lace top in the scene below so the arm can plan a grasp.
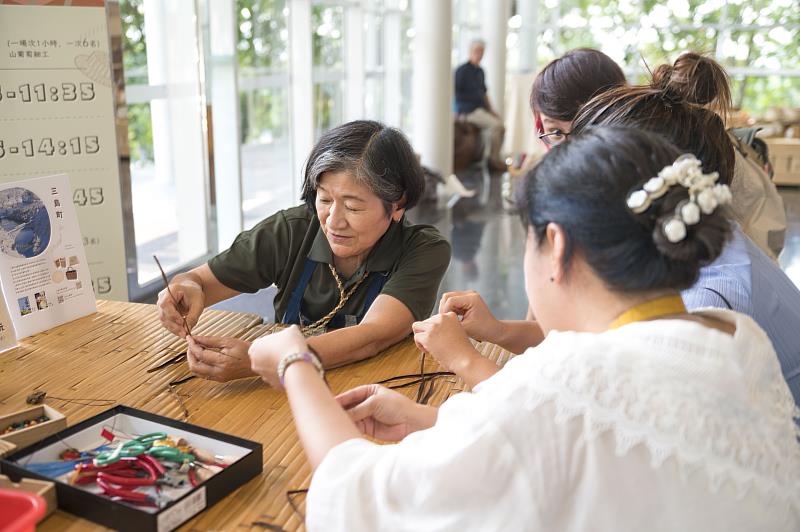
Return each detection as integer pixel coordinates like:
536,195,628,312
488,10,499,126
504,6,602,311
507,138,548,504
248,127,800,531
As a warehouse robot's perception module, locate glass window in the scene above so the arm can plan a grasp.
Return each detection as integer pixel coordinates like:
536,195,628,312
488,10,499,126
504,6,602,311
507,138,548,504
504,0,799,114
239,86,293,229
120,0,209,286
237,0,293,229
400,7,414,132
364,8,386,121
640,0,725,27
731,76,800,114
365,76,385,120
313,4,345,139
313,81,344,136
238,0,289,71
121,1,148,85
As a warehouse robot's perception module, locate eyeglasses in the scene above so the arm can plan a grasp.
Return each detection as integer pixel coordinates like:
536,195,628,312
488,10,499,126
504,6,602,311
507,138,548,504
537,129,571,147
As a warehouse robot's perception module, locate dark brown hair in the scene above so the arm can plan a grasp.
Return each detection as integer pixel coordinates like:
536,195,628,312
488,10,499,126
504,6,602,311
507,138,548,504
530,48,627,121
572,52,735,185
517,127,730,292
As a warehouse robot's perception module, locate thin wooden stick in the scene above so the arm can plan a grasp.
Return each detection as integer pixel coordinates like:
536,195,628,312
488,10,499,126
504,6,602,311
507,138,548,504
153,254,240,360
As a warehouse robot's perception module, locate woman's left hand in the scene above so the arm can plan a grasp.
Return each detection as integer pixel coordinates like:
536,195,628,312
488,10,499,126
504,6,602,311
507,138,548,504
412,312,480,374
336,384,436,441
187,335,254,382
248,326,309,388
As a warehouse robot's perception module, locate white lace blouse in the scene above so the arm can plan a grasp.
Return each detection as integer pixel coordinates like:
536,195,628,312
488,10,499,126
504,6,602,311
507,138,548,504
307,310,800,531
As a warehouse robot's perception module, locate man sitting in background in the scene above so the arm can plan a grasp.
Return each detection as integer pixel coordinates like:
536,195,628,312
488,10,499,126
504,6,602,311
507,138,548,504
454,39,505,171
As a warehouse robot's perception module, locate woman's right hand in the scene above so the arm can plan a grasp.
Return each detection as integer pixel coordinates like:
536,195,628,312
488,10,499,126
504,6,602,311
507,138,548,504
336,384,437,442
438,290,503,344
157,277,205,338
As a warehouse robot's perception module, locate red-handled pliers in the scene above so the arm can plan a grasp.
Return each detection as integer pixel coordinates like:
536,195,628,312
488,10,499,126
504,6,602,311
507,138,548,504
96,477,161,507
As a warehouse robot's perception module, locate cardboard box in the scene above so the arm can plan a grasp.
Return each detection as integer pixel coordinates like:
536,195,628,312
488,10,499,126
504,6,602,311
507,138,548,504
1,406,263,532
0,405,66,449
766,138,800,186
0,474,57,518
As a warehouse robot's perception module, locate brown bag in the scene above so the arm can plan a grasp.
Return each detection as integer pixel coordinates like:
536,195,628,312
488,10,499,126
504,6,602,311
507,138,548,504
453,119,484,172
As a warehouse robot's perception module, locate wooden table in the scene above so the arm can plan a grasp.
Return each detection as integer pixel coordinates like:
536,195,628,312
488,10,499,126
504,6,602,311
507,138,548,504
0,300,513,531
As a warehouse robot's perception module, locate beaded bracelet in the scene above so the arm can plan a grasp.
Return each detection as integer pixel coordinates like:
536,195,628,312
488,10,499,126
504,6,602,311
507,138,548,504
277,351,324,387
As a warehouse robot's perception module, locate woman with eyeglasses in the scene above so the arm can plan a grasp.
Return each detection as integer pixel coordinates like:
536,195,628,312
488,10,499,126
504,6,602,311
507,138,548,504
531,48,626,149
507,48,628,318
531,49,784,259
248,127,800,530
434,52,799,397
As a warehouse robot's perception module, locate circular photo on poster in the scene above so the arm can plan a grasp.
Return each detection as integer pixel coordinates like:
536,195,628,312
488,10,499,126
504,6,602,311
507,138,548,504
0,187,51,259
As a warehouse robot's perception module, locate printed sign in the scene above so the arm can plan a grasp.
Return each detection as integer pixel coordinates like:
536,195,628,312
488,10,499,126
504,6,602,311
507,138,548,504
0,0,129,300
0,174,96,338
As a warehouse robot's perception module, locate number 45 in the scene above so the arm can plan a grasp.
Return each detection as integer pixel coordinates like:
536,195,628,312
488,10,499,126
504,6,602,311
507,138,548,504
73,187,104,206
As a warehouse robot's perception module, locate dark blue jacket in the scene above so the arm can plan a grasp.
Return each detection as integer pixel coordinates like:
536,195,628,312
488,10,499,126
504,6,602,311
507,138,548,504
454,62,487,114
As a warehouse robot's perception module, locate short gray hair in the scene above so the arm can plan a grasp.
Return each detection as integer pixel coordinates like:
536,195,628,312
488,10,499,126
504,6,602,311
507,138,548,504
305,150,399,211
301,120,425,214
470,38,486,50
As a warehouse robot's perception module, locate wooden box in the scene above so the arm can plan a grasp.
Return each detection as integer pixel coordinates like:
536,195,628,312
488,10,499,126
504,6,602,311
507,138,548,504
0,474,57,518
0,405,66,449
0,438,16,458
766,138,800,186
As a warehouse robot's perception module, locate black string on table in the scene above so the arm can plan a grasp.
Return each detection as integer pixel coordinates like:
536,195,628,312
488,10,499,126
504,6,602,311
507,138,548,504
375,352,455,406
286,488,309,522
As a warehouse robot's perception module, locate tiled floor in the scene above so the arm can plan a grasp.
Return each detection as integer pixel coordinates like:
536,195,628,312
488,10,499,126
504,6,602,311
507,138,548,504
413,166,529,320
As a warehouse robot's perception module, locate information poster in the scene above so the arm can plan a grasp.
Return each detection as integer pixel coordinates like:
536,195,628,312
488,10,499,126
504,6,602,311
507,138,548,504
0,0,129,301
0,288,18,352
0,174,96,338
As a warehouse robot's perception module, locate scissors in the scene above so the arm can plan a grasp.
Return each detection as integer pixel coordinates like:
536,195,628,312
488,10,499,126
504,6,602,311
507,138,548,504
93,432,167,467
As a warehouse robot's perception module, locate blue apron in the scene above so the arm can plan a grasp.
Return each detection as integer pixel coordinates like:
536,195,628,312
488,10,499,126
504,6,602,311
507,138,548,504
281,258,388,329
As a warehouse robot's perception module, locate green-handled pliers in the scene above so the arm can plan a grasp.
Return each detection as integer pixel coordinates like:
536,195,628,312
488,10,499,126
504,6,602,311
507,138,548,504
93,432,167,467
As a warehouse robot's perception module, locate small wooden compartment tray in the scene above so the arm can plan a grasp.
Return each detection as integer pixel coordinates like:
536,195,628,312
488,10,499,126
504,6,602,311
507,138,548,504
0,405,66,449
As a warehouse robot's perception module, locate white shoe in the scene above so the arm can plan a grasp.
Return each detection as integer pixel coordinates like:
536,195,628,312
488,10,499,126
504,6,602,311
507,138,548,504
444,173,477,198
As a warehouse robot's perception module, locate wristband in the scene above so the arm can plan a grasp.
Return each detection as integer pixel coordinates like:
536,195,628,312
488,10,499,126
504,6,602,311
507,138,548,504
277,351,324,387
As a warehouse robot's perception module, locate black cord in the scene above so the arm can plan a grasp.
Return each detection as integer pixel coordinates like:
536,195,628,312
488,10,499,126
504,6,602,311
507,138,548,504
374,352,455,406
286,488,309,522
26,391,115,407
415,352,427,403
168,375,196,386
146,351,186,373
376,372,454,388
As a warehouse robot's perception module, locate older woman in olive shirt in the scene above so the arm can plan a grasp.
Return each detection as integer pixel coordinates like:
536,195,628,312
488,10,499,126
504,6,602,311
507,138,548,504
157,120,451,385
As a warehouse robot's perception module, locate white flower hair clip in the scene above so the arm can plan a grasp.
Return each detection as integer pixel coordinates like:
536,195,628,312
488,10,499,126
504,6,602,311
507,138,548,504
626,154,732,244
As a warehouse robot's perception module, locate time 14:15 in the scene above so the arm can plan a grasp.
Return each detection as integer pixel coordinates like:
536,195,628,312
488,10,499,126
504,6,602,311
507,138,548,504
0,136,100,158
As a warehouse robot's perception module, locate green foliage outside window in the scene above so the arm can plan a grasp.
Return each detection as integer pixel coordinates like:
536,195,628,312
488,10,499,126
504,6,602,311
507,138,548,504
120,0,799,164
120,0,150,163
237,0,290,144
526,0,799,114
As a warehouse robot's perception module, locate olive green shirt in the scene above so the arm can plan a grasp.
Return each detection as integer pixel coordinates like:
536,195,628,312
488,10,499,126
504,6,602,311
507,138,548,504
208,205,451,324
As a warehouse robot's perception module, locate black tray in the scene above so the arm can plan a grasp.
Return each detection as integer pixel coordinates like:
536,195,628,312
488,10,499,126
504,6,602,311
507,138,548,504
0,405,263,532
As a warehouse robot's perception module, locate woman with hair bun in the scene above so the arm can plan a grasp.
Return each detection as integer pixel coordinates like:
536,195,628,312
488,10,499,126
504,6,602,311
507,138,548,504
249,127,800,530
571,52,800,406
572,51,785,258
